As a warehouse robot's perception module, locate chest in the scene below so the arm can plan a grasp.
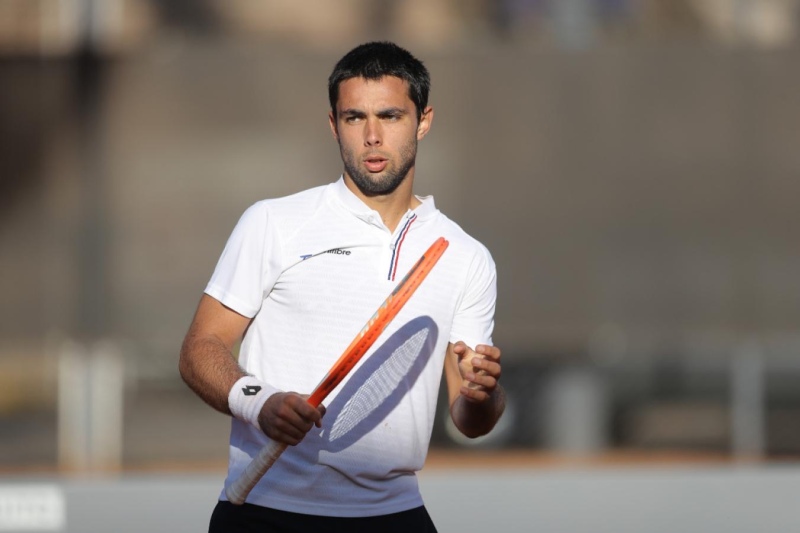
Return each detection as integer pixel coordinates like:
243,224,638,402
268,232,461,335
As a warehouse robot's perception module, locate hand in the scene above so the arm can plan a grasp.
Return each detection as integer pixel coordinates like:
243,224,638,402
452,341,501,403
257,392,326,445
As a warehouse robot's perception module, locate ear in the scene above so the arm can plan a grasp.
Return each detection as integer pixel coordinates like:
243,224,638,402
416,106,434,141
328,110,339,140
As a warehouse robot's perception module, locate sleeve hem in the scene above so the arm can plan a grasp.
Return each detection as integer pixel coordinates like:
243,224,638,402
204,285,259,318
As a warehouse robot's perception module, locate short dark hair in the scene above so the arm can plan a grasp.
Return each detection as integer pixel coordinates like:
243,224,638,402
328,41,430,120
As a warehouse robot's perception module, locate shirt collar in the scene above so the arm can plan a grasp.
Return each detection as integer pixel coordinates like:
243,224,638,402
331,176,437,221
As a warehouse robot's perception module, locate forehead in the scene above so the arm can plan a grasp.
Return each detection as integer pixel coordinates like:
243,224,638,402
335,76,413,110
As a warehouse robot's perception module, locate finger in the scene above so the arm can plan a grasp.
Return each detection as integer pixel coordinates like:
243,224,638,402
463,369,489,393
268,396,318,442
474,344,501,362
272,424,306,445
288,394,322,421
466,371,497,390
471,357,501,380
466,345,501,386
457,348,483,370
457,350,485,390
286,400,322,430
264,412,305,444
463,367,497,393
277,415,317,444
463,358,499,393
459,383,490,403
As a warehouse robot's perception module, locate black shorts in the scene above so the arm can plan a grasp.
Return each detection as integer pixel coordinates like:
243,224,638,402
209,501,438,533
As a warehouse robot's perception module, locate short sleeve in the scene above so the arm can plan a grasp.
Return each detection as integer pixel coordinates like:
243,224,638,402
204,202,282,318
448,244,496,348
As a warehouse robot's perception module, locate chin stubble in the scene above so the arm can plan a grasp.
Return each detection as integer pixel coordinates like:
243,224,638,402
341,138,417,196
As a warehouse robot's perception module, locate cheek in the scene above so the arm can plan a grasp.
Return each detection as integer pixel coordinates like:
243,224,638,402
339,129,364,148
389,127,418,148
336,134,356,155
339,140,362,166
400,134,418,158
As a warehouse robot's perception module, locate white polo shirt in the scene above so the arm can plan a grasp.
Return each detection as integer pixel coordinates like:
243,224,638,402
205,177,496,517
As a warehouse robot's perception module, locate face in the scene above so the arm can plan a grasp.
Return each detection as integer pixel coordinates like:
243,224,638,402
329,76,433,197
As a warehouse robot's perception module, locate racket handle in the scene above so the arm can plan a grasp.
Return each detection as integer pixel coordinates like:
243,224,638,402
225,439,289,505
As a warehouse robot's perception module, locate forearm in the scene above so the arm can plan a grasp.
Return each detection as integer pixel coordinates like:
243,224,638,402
450,384,506,439
179,330,246,415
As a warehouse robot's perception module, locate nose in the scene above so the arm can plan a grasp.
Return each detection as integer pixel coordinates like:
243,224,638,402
364,117,382,147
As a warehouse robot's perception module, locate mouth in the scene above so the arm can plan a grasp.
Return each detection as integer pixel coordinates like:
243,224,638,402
363,155,388,173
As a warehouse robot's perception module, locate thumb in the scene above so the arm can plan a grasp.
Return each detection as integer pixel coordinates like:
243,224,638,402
315,404,326,428
452,341,469,359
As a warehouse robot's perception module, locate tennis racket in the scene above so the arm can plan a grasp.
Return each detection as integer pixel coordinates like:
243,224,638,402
226,236,450,505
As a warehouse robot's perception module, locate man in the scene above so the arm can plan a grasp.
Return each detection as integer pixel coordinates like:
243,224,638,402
179,41,505,532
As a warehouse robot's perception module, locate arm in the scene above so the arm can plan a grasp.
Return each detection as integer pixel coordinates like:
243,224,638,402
179,294,250,414
179,294,324,445
444,341,505,438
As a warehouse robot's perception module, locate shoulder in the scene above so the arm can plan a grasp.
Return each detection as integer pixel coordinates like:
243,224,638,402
238,183,332,231
432,211,495,270
257,183,330,215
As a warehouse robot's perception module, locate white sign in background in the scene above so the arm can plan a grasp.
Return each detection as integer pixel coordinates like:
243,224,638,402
0,485,65,531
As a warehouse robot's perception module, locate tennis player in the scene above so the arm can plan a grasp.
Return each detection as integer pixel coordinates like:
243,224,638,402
179,41,506,532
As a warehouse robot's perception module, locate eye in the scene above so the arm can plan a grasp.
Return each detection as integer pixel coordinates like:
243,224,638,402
345,116,361,124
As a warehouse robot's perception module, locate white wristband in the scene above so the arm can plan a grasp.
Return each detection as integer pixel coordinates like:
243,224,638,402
228,376,281,431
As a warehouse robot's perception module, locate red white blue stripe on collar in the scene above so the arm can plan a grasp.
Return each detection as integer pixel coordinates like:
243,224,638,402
387,214,418,281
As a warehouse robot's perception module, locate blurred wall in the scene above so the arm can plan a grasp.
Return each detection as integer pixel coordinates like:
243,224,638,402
2,0,800,466
1,43,799,363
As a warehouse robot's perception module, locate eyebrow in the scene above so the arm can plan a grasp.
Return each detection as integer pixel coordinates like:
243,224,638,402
376,107,407,116
339,107,408,118
340,108,366,118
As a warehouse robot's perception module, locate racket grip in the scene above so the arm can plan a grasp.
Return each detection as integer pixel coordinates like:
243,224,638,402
226,439,289,505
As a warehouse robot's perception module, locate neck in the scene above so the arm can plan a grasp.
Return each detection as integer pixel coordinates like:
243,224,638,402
343,174,421,232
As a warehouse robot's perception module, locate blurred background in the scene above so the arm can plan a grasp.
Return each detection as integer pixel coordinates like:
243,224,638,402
1,0,800,524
